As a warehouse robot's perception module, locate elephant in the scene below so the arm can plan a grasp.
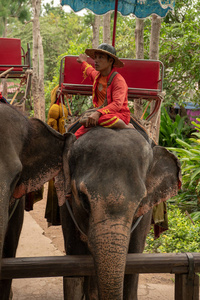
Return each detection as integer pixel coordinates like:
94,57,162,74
0,102,181,300
0,103,76,299
58,125,181,300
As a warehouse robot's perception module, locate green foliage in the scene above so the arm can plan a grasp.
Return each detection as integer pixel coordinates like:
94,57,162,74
159,107,191,147
145,205,200,253
0,0,31,36
168,119,200,216
113,13,136,58
168,190,198,213
190,211,200,222
40,11,92,81
169,138,200,194
160,1,200,106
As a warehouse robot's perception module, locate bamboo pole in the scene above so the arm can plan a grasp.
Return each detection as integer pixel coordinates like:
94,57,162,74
140,100,152,120
10,77,26,105
65,95,72,116
0,67,14,78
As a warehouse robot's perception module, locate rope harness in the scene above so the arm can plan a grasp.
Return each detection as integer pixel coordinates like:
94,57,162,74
66,196,143,238
8,199,20,222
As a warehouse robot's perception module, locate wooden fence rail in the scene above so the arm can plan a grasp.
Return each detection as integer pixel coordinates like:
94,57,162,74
2,253,200,300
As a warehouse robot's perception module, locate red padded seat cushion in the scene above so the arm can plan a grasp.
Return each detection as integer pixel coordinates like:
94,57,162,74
63,56,94,86
0,38,23,72
118,59,160,90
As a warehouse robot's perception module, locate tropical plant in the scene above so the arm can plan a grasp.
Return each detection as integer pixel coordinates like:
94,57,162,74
159,107,192,147
169,138,200,197
168,119,200,219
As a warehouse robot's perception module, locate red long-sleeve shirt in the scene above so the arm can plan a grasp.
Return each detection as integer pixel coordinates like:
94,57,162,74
81,61,130,117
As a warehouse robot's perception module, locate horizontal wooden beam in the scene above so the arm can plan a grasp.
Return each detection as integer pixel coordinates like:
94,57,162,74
2,253,200,279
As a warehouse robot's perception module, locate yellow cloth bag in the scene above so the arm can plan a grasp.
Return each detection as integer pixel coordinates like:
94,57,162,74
48,104,60,120
47,117,58,131
58,116,66,134
47,85,68,134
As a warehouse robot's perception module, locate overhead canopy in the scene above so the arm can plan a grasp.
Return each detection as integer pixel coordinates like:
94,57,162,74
60,0,175,18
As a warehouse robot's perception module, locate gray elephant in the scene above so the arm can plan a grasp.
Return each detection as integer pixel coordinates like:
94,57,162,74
0,103,75,299
0,102,181,300
58,125,181,300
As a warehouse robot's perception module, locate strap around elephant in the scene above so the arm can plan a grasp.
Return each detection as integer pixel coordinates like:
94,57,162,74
66,197,87,237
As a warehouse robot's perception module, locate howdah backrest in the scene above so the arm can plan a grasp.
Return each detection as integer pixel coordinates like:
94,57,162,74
0,38,31,78
59,55,164,101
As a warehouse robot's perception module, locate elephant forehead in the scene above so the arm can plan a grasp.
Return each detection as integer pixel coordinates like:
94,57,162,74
71,163,148,214
74,180,140,221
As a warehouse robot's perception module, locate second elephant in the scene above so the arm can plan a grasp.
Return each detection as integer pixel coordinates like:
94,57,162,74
58,126,181,300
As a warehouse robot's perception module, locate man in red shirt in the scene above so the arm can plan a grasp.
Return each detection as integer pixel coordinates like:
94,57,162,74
75,43,133,138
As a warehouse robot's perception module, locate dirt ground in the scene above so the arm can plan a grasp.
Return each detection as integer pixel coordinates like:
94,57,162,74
12,184,175,299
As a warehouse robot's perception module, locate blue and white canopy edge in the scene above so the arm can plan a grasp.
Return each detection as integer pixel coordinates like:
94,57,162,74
60,0,175,18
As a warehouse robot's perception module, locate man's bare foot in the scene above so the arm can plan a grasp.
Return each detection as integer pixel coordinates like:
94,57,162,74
110,119,135,129
126,123,134,128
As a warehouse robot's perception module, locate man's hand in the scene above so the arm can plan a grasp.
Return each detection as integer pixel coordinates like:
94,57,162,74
77,53,88,64
80,111,101,128
86,111,101,127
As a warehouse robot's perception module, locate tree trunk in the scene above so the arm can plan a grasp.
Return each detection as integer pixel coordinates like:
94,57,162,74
135,18,144,59
3,18,7,37
32,0,45,121
1,79,7,99
38,33,45,120
149,14,162,143
134,18,144,119
103,12,111,44
149,15,161,61
92,15,100,48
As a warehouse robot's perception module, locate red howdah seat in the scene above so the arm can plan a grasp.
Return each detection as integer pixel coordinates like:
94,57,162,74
59,55,164,120
0,38,31,78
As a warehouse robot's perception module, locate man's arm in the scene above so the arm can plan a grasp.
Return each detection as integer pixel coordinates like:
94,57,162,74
77,53,87,64
77,54,98,83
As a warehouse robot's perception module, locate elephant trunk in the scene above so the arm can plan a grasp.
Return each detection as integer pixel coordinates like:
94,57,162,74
88,223,131,300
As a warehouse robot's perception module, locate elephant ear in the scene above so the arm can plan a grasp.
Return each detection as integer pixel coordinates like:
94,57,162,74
13,119,76,199
136,146,181,217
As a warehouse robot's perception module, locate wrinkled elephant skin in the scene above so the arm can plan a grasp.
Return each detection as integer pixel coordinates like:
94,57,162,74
0,103,76,299
61,126,181,300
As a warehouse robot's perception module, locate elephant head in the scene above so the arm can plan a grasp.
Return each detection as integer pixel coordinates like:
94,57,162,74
0,103,76,278
61,126,181,300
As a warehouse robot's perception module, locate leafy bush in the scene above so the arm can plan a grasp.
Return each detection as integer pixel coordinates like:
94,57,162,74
169,138,200,190
167,119,200,220
168,190,198,214
145,205,200,253
159,107,192,147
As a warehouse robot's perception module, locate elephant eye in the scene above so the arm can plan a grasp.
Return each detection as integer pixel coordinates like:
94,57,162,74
78,191,91,213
